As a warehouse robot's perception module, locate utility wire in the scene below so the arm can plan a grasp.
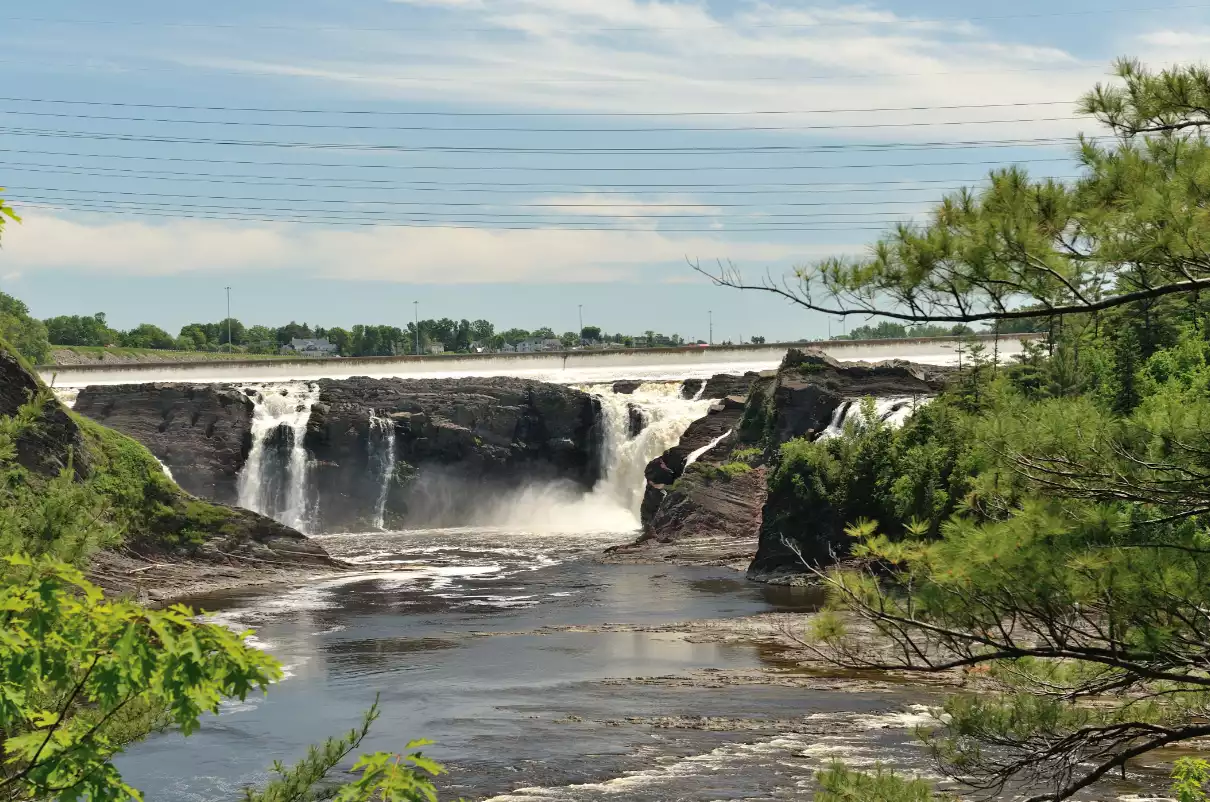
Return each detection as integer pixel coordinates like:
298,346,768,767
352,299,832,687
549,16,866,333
0,108,1087,134
0,163,1079,194
0,146,1079,172
0,96,1079,117
16,200,898,232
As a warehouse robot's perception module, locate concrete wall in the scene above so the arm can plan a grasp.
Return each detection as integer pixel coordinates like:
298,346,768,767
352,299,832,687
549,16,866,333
39,334,1040,387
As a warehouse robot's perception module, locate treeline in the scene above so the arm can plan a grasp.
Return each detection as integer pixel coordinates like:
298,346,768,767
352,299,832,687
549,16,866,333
37,312,701,357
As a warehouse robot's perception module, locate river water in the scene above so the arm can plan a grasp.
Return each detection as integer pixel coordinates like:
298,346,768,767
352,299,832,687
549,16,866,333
116,525,936,801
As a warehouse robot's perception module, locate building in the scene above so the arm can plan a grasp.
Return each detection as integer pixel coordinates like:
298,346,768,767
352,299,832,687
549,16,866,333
281,337,339,357
427,342,445,355
498,343,517,353
543,338,563,351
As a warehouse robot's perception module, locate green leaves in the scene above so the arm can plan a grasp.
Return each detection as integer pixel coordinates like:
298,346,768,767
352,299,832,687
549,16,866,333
0,556,279,800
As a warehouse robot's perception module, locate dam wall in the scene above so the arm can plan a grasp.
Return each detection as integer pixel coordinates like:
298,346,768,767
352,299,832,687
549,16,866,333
38,334,1039,387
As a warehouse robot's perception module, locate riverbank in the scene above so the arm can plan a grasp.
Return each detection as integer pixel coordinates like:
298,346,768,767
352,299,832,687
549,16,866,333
88,547,350,605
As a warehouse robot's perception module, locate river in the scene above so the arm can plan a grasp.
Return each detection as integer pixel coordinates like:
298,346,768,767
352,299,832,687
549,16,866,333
105,346,1170,800
116,525,936,801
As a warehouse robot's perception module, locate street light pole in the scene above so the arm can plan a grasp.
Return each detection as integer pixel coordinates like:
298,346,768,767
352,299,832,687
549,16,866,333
225,286,232,350
578,304,583,335
708,310,713,346
413,301,419,355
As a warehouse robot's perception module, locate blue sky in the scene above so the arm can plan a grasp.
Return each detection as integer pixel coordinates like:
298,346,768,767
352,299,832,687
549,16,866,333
0,0,1206,341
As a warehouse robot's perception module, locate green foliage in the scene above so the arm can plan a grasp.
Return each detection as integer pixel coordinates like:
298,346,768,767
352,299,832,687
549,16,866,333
833,322,975,341
44,314,120,349
0,555,280,800
763,397,977,564
816,763,945,801
0,293,50,365
1173,758,1210,802
730,447,762,463
244,701,444,802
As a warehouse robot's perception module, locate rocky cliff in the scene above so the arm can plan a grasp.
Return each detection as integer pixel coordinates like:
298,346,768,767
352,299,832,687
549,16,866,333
1,344,337,601
74,384,254,504
305,377,600,531
618,351,950,571
73,377,602,533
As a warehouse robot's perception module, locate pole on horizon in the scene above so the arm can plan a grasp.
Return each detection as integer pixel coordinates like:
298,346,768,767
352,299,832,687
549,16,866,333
708,310,713,346
225,286,232,350
413,300,419,356
578,304,583,337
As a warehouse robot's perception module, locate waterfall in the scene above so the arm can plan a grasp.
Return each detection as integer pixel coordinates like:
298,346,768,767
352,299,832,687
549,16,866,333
817,397,927,441
154,457,175,482
587,382,713,516
684,429,733,467
367,411,397,530
691,379,708,401
236,382,320,533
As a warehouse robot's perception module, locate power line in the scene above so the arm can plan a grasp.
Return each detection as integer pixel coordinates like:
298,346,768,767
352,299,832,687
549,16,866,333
0,147,1076,171
10,189,932,219
0,108,1086,133
0,162,1080,194
0,151,1077,188
2,58,1108,85
0,183,949,210
0,96,1079,117
0,124,1080,153
16,199,899,232
7,4,1205,32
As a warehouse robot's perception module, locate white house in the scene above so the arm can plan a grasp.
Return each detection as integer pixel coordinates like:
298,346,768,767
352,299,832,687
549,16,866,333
427,342,445,355
281,337,339,357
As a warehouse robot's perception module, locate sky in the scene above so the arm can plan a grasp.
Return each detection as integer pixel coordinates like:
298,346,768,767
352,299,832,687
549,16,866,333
1,0,1208,342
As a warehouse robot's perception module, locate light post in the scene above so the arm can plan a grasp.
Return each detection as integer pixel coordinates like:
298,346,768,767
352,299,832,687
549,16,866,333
708,310,713,346
413,301,419,355
225,286,232,350
578,304,583,337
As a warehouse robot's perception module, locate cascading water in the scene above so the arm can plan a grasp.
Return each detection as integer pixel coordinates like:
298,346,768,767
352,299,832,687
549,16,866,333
367,411,397,530
154,457,175,482
684,429,733,467
588,382,714,516
817,396,928,440
236,382,320,533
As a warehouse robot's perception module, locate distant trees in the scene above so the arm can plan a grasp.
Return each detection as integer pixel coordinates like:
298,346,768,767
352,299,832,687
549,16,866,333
121,323,175,350
580,325,602,342
44,314,118,348
0,292,50,364
832,321,976,341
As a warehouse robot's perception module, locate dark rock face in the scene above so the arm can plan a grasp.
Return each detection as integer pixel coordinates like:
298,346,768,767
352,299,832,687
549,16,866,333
623,351,951,572
680,373,762,401
74,384,254,504
2,350,89,480
305,377,601,532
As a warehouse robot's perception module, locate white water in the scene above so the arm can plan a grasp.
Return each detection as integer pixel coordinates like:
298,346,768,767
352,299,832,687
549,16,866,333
818,396,928,440
236,382,320,533
367,411,397,530
154,457,175,482
40,337,1036,387
684,429,733,467
587,383,713,518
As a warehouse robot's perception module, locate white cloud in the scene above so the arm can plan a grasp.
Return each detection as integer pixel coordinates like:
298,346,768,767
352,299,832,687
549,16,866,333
169,0,1097,140
0,213,859,283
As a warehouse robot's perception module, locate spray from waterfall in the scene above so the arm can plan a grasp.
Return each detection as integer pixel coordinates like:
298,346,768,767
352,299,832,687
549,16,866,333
236,382,320,533
368,411,397,530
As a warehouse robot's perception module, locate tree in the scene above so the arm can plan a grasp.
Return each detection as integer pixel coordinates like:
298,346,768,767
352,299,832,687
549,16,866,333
325,326,351,356
499,328,530,345
470,319,494,343
559,331,579,348
580,326,602,343
698,59,1210,326
716,60,1210,801
120,323,176,350
750,335,766,344
531,326,555,339
275,322,311,346
45,314,117,348
0,292,50,364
